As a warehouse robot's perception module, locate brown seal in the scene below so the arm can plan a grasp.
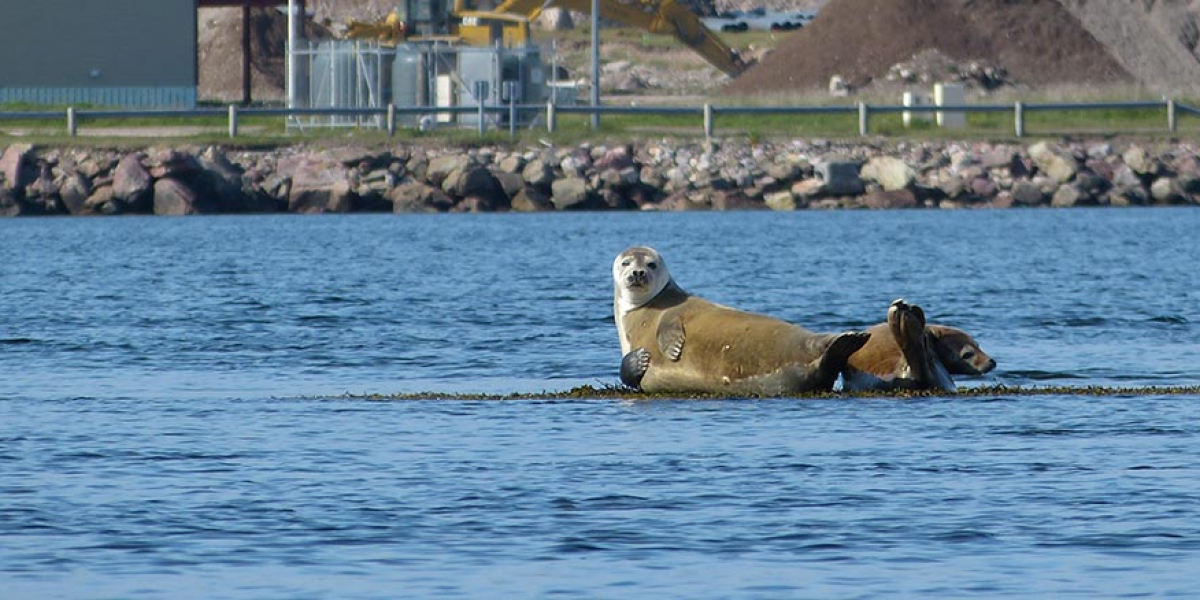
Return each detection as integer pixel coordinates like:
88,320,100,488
612,246,870,396
843,299,995,392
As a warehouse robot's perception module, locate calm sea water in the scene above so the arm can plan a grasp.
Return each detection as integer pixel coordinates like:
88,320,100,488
3,209,1199,598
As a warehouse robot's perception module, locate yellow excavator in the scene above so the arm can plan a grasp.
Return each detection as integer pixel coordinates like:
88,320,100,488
346,2,534,49
345,0,749,77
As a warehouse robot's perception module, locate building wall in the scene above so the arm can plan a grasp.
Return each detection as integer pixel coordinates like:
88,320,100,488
0,0,196,108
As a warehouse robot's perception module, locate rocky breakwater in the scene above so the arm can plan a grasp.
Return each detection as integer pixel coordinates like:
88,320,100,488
3,139,1200,217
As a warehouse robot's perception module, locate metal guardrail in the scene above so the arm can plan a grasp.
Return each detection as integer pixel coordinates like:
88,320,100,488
0,99,1192,140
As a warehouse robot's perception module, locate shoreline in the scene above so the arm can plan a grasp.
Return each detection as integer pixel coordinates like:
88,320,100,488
3,138,1199,216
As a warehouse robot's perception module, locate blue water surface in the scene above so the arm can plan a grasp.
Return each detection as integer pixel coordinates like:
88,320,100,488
2,209,1199,598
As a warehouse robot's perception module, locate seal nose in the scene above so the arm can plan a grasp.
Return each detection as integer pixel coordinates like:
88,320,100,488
984,358,997,373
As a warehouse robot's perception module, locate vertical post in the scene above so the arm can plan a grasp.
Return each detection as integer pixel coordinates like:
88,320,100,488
287,0,297,110
1168,98,1177,133
67,107,77,137
858,102,869,137
1014,101,1025,138
703,103,713,142
478,97,485,136
242,2,252,106
387,103,396,136
590,0,600,130
508,93,517,140
228,104,239,138
547,102,557,134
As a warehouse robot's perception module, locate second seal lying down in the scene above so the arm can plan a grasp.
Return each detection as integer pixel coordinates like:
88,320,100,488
612,246,870,396
843,300,996,392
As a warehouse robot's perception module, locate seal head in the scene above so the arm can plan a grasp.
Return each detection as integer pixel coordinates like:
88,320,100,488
928,325,996,376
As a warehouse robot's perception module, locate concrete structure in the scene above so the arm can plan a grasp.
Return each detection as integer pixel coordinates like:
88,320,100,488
934,83,967,129
0,0,197,108
902,91,933,127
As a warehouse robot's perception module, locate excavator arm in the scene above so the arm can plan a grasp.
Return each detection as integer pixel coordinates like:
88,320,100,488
485,0,749,76
345,11,408,45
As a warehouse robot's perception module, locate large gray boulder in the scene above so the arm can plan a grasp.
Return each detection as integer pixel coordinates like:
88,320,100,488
112,154,153,211
764,190,798,211
0,186,21,216
154,178,215,215
390,182,452,213
815,158,865,196
550,177,592,210
521,158,554,188
426,154,470,188
1011,180,1046,206
58,172,92,215
1150,177,1186,204
279,155,353,213
1029,141,1078,183
441,165,507,207
861,156,915,191
1050,183,1092,207
0,143,35,191
510,187,555,212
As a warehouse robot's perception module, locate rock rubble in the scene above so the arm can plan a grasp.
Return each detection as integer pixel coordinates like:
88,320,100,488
4,139,1200,217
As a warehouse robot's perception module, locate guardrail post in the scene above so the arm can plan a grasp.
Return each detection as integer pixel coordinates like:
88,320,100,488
477,99,485,137
547,102,556,134
858,102,869,136
1168,99,1177,133
228,104,238,138
67,107,77,137
386,103,396,136
703,103,713,142
1014,101,1025,138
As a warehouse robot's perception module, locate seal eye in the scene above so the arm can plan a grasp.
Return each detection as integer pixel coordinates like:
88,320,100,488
962,351,976,360
648,262,658,270
621,260,631,267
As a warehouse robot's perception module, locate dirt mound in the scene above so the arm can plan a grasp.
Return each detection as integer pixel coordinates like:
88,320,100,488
1058,0,1200,93
723,0,1134,96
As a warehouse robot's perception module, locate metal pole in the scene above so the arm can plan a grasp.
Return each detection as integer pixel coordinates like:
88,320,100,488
1014,101,1024,138
590,0,600,129
387,103,396,136
287,0,297,109
547,101,556,133
509,93,516,140
858,102,868,136
66,107,77,137
228,104,239,138
242,2,252,106
1168,99,1177,133
477,81,486,136
703,103,713,141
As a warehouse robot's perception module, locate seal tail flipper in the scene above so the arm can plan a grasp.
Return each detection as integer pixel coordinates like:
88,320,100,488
890,299,957,393
620,347,652,390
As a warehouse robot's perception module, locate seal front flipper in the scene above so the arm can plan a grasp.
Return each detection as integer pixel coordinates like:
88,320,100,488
620,347,652,389
656,313,686,361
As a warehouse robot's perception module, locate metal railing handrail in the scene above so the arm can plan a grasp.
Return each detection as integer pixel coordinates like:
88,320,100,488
0,98,1193,139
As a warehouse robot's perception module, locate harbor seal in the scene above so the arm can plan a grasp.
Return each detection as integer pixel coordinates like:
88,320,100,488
842,299,995,392
612,246,870,396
